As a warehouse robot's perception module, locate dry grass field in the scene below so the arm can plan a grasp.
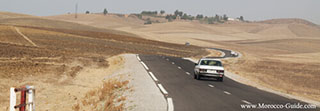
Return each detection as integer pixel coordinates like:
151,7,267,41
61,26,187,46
49,13,320,102
0,12,210,110
0,11,32,19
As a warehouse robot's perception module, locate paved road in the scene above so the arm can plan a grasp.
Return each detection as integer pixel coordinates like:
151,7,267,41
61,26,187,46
209,48,238,58
139,53,318,111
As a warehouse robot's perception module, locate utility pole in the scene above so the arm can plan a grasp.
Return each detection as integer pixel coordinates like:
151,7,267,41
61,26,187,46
75,3,78,19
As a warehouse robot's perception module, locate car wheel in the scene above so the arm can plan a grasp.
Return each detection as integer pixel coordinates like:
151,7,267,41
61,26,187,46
194,73,200,80
196,75,201,80
218,77,223,82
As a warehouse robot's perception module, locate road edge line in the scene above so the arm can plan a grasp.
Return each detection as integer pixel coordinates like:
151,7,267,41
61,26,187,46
167,98,174,111
137,55,174,111
140,61,149,70
157,84,168,95
136,55,141,61
148,72,158,82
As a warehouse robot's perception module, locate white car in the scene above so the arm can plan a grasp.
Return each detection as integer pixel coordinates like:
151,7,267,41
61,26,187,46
194,58,224,81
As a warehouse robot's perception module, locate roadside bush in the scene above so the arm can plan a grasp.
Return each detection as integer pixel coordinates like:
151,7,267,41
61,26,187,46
103,8,108,15
160,10,165,15
144,18,152,25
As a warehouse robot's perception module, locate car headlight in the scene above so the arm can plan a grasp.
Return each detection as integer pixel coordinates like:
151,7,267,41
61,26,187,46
199,69,207,72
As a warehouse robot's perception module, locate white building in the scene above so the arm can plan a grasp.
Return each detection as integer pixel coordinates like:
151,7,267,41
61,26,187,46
228,18,240,21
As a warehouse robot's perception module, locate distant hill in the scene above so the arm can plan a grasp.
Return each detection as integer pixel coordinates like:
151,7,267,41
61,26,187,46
0,12,137,37
0,11,32,19
259,18,318,27
256,18,320,37
0,11,206,58
46,13,145,29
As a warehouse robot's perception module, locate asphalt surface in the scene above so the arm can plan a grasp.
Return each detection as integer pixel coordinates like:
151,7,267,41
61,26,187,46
139,49,318,111
209,48,238,58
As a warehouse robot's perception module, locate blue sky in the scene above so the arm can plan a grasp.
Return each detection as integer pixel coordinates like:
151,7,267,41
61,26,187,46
1,0,319,24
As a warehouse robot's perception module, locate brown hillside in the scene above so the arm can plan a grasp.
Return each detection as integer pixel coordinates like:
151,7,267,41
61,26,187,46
46,13,145,29
259,18,318,26
0,17,137,37
288,24,320,37
0,12,213,110
0,11,32,19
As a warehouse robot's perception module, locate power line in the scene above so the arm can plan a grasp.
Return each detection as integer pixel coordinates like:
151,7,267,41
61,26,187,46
75,3,78,19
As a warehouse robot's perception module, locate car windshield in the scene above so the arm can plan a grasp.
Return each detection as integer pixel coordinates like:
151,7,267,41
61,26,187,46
200,60,222,66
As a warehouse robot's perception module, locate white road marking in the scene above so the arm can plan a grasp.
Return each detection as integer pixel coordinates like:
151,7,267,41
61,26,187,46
136,55,141,61
178,67,181,69
242,100,252,104
186,72,190,75
167,98,174,111
157,84,168,95
172,62,175,64
140,62,149,70
148,72,158,82
224,91,231,95
208,84,215,88
139,57,172,111
166,59,169,61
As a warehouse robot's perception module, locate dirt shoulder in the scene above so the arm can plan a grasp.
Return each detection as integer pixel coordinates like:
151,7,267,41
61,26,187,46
120,54,167,111
0,55,125,111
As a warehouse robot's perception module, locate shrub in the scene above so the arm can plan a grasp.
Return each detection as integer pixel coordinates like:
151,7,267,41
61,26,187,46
141,11,158,15
103,8,108,15
160,10,165,15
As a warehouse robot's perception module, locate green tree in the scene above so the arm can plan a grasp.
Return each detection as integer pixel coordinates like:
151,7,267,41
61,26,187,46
207,17,215,24
134,14,142,19
174,10,183,16
141,11,158,15
160,10,165,15
196,14,204,20
223,14,228,21
144,19,152,25
103,8,108,15
85,11,90,14
189,15,195,20
214,14,219,21
181,13,188,20
165,14,177,21
165,15,172,21
239,16,244,21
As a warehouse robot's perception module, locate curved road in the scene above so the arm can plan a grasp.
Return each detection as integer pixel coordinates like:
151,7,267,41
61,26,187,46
138,48,317,111
209,48,238,58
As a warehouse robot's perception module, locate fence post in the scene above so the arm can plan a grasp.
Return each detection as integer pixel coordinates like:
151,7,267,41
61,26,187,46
26,86,35,111
20,86,26,111
10,87,16,111
10,86,35,111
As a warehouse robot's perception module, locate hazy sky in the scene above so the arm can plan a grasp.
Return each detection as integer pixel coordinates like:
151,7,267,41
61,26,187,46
1,0,319,24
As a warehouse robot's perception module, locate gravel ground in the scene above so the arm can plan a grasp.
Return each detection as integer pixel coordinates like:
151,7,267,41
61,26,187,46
120,54,167,111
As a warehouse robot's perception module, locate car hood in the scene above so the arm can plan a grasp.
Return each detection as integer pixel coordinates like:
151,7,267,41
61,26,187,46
199,65,224,70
